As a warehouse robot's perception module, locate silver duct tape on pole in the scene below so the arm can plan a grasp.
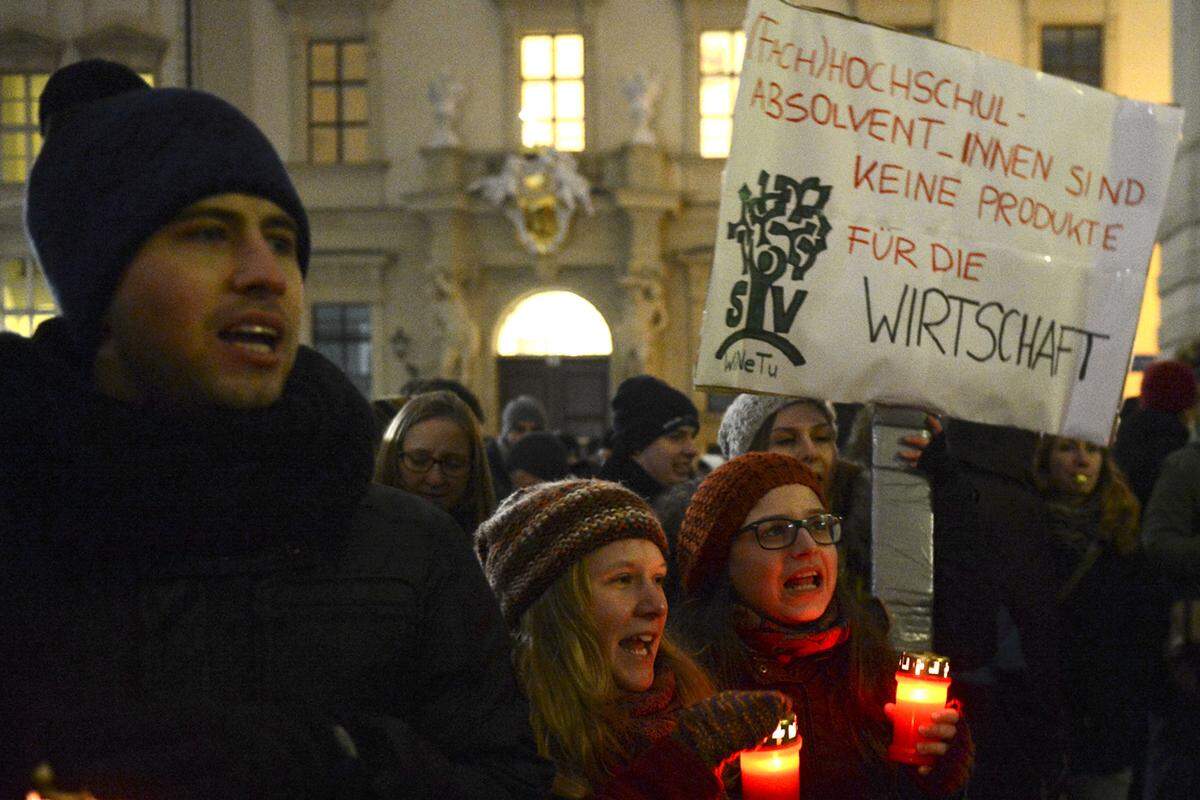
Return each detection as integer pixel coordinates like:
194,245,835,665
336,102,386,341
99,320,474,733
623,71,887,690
869,405,934,652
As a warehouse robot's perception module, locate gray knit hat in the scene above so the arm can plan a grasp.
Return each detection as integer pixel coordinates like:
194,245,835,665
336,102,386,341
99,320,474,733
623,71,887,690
716,394,837,459
501,395,547,439
475,478,668,628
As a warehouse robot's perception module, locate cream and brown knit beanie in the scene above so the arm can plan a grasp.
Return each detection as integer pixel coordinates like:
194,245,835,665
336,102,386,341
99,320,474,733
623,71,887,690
475,478,669,628
716,394,837,459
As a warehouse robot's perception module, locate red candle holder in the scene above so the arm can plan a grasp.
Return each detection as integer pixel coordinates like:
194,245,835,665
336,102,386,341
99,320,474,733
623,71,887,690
739,713,802,800
888,651,952,766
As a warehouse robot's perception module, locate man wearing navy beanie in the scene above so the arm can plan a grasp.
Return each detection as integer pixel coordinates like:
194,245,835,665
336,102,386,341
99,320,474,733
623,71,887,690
1,61,551,799
598,374,700,504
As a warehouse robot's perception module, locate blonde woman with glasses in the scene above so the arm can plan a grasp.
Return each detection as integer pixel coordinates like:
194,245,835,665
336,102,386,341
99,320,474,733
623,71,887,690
375,390,496,536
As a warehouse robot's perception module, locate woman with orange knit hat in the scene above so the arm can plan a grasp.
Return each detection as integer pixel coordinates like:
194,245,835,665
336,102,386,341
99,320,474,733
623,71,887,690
475,478,792,798
672,452,973,799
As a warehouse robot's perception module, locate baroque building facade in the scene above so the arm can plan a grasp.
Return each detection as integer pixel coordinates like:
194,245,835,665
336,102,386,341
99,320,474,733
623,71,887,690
0,0,1177,439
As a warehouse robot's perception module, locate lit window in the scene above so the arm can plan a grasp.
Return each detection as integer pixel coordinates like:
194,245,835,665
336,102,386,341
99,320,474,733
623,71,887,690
699,30,745,158
2,257,57,337
1,70,155,185
308,40,370,164
1124,244,1163,398
497,291,611,356
1,72,48,183
313,303,372,397
1041,25,1103,88
520,34,585,152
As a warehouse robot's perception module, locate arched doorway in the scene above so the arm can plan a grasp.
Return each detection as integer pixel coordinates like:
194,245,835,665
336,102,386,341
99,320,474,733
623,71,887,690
495,290,612,438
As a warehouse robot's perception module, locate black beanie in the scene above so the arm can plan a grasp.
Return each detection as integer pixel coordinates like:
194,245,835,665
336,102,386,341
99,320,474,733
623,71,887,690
24,60,310,355
507,430,570,482
610,375,699,457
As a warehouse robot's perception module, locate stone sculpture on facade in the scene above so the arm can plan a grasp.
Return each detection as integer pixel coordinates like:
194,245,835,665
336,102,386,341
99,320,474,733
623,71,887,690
622,71,661,146
431,270,481,385
470,149,594,256
617,273,668,378
426,73,466,148
388,326,421,383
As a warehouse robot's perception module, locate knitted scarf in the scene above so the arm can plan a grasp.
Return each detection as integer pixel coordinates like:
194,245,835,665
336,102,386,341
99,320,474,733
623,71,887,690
614,666,681,756
1043,491,1105,558
2,318,375,556
732,599,850,664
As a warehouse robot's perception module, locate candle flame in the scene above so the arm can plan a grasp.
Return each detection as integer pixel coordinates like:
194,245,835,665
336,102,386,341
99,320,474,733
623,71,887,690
896,674,950,705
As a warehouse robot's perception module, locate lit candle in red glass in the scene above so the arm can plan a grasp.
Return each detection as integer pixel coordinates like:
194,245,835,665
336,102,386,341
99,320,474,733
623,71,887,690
888,651,952,766
740,713,802,800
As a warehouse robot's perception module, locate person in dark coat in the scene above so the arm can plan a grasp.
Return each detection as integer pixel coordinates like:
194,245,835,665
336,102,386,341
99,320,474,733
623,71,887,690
672,453,974,799
475,478,791,799
936,419,1066,800
1031,435,1151,800
1140,440,1200,799
1113,359,1198,512
1,60,551,800
598,375,699,505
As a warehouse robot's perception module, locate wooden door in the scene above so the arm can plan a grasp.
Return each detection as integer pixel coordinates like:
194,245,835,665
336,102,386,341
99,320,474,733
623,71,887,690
496,356,610,439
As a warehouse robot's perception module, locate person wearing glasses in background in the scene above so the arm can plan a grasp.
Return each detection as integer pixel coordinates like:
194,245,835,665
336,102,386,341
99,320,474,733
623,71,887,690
671,452,973,799
375,390,496,537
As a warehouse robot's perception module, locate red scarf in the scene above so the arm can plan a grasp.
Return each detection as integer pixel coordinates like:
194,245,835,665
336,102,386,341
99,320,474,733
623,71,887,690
733,603,850,664
615,666,680,752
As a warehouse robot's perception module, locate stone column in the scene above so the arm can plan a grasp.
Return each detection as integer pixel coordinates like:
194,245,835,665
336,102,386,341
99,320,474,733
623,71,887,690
411,146,484,395
610,144,681,384
681,251,714,372
675,250,719,439
1159,0,1200,352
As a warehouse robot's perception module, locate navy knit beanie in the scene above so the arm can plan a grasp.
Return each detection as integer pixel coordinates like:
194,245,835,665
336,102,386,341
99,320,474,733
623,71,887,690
24,60,310,355
610,375,700,458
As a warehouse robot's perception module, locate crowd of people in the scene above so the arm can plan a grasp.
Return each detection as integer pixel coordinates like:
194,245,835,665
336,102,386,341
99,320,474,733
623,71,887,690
3,59,1200,800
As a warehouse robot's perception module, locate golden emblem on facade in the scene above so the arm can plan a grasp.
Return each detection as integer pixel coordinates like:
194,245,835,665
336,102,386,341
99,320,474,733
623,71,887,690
471,149,593,256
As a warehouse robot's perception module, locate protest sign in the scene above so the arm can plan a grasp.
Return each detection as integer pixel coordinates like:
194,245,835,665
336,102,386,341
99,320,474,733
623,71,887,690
694,0,1184,442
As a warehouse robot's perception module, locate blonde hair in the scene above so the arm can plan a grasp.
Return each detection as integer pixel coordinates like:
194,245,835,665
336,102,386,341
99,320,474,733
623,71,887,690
514,559,714,796
374,390,495,529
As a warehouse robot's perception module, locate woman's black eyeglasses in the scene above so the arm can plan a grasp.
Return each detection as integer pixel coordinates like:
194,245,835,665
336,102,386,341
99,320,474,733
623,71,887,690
737,514,843,549
401,450,469,476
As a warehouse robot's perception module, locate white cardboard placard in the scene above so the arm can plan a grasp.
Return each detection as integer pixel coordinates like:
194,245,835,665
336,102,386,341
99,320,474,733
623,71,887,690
694,1,1184,442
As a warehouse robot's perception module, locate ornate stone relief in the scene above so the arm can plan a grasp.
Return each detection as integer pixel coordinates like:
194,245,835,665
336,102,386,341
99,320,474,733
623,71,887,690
470,149,594,256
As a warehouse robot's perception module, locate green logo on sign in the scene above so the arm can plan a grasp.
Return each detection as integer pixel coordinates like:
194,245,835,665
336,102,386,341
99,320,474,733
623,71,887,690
717,171,832,367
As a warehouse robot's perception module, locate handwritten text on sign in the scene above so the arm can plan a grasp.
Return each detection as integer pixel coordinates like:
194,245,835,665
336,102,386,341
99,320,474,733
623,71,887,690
695,1,1182,442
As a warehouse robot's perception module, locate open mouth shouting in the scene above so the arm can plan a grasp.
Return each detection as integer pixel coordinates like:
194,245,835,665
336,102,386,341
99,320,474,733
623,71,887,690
618,632,659,659
784,567,824,594
217,313,286,365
